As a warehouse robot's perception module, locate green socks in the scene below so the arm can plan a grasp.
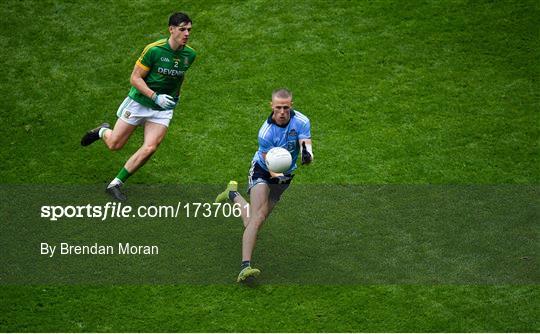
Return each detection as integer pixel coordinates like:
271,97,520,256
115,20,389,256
108,167,132,189
116,167,132,183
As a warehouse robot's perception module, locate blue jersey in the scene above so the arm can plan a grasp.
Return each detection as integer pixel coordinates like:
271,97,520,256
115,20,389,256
252,110,311,173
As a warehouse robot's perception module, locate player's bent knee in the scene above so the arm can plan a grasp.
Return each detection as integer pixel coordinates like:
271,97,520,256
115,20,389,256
142,144,158,156
248,213,267,228
247,220,262,230
107,140,124,151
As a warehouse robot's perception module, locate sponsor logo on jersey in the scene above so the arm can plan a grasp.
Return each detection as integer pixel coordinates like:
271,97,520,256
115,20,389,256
157,67,185,77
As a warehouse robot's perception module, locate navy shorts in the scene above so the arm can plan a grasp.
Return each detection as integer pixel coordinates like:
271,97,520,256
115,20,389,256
248,161,293,202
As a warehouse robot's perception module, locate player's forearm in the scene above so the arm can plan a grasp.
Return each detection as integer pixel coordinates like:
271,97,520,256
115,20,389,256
301,140,313,155
269,170,284,177
130,76,155,99
300,139,313,164
305,144,313,157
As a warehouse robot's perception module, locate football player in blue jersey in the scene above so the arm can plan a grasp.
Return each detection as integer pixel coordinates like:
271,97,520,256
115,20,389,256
216,88,313,283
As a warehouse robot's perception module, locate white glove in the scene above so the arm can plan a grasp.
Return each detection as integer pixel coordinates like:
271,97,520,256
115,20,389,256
152,93,177,109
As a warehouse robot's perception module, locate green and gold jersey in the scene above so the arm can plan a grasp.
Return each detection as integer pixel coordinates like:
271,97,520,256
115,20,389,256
128,38,196,110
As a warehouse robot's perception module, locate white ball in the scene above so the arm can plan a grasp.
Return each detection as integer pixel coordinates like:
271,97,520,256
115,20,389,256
265,147,292,173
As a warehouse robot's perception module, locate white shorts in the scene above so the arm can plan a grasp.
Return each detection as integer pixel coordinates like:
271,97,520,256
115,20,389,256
116,97,174,127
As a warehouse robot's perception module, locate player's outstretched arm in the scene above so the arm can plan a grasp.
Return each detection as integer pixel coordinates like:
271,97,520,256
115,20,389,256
299,139,313,165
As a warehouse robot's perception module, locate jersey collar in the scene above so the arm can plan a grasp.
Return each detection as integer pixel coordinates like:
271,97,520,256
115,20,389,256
267,110,296,128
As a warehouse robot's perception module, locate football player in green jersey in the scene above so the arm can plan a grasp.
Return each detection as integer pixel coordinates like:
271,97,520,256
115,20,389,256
81,12,196,201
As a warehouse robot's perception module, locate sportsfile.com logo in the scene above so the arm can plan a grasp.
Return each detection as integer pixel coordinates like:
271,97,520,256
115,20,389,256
40,202,249,221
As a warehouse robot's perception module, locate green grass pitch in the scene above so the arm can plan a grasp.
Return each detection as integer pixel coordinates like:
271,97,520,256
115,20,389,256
0,0,538,332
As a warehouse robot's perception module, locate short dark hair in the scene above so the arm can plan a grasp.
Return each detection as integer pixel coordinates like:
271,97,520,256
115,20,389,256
169,12,191,26
272,88,292,100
